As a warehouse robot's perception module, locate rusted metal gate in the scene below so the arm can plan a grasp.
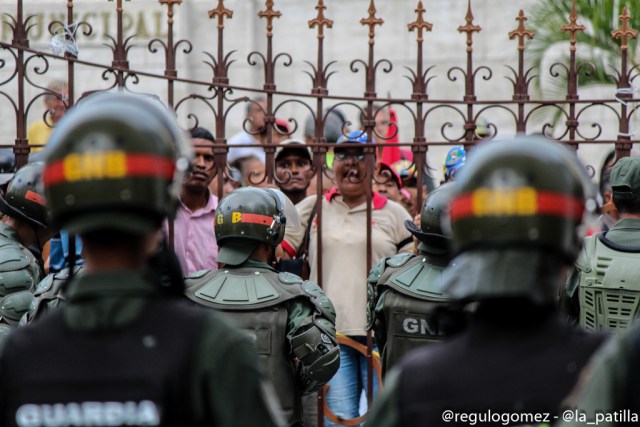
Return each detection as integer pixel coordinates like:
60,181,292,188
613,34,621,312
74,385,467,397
1,0,639,425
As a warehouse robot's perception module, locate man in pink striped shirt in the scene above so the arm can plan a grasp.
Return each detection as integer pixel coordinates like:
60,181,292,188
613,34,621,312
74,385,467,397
164,127,219,275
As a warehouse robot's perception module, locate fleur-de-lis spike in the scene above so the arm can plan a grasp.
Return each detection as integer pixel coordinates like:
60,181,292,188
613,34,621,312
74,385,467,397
209,0,233,29
308,0,333,39
408,1,433,43
457,0,481,51
612,7,638,50
561,0,585,51
360,0,383,45
508,10,534,51
258,0,282,37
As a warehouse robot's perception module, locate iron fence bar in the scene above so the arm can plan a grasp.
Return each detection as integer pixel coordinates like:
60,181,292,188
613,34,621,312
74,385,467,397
458,0,481,152
612,6,637,161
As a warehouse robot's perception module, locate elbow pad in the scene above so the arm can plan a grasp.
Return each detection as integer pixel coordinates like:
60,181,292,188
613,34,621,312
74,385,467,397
292,325,340,393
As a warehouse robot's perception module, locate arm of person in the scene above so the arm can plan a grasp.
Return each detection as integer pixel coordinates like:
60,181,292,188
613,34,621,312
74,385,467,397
286,281,340,394
194,312,285,427
392,203,414,254
281,195,317,258
561,238,593,326
367,257,389,352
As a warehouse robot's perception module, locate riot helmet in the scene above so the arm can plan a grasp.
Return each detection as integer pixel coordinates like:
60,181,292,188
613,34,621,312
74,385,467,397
449,136,590,261
443,136,592,303
0,162,48,229
405,183,454,255
215,187,299,266
42,92,191,235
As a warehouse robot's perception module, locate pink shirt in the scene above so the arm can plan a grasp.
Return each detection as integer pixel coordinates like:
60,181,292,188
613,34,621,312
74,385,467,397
164,192,219,275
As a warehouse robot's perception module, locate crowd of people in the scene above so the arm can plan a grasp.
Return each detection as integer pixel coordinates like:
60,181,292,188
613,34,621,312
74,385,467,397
2,89,640,427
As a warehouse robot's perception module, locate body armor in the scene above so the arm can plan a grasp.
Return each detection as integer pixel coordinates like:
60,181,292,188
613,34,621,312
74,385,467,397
0,235,41,298
575,233,640,331
2,298,207,427
23,266,83,325
368,252,451,374
185,267,338,427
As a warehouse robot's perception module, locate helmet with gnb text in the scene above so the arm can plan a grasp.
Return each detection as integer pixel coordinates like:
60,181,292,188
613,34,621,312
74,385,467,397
43,92,191,235
215,187,300,266
449,136,592,262
0,162,48,229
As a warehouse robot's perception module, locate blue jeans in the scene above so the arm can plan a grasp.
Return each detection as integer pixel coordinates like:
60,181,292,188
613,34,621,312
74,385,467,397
325,336,379,427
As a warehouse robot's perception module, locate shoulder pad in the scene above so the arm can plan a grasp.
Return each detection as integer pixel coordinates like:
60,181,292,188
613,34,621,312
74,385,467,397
302,281,337,323
1,290,35,325
193,270,282,307
368,257,388,284
0,240,32,272
187,269,210,280
279,271,304,285
386,252,413,268
33,266,81,298
0,240,38,296
385,257,450,301
34,274,55,296
184,270,216,290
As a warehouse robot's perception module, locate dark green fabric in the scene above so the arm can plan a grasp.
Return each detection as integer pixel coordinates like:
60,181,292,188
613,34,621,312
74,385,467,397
602,218,640,246
62,270,282,427
611,156,640,195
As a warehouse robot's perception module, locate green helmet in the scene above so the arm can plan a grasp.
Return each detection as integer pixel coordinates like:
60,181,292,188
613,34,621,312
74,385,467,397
449,136,591,261
215,187,288,266
405,183,454,255
43,92,191,235
0,162,48,229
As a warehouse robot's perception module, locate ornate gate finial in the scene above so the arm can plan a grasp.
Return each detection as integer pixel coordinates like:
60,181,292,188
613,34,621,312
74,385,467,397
360,0,383,45
408,1,432,43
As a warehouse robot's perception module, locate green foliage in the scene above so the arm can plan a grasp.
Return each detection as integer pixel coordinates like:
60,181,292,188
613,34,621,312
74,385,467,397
527,0,640,126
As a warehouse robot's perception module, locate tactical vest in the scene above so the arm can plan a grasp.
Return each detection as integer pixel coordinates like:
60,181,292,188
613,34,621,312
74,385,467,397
1,298,207,427
578,233,640,331
396,309,606,427
372,253,451,374
185,268,306,426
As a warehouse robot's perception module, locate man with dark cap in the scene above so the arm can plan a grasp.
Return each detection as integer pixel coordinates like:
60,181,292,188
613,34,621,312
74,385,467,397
0,92,282,427
185,187,339,427
368,136,606,427
563,155,640,331
367,183,458,376
275,139,314,205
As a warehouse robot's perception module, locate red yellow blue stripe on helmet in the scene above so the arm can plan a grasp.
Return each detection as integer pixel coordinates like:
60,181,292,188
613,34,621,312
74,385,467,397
450,187,584,221
43,151,176,187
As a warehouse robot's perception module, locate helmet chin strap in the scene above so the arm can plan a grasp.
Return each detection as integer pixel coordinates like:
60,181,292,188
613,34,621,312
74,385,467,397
31,224,45,276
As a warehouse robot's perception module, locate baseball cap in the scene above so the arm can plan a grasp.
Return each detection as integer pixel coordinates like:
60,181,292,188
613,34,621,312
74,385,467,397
444,146,466,180
377,162,402,189
275,139,312,161
611,156,640,197
334,131,374,154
